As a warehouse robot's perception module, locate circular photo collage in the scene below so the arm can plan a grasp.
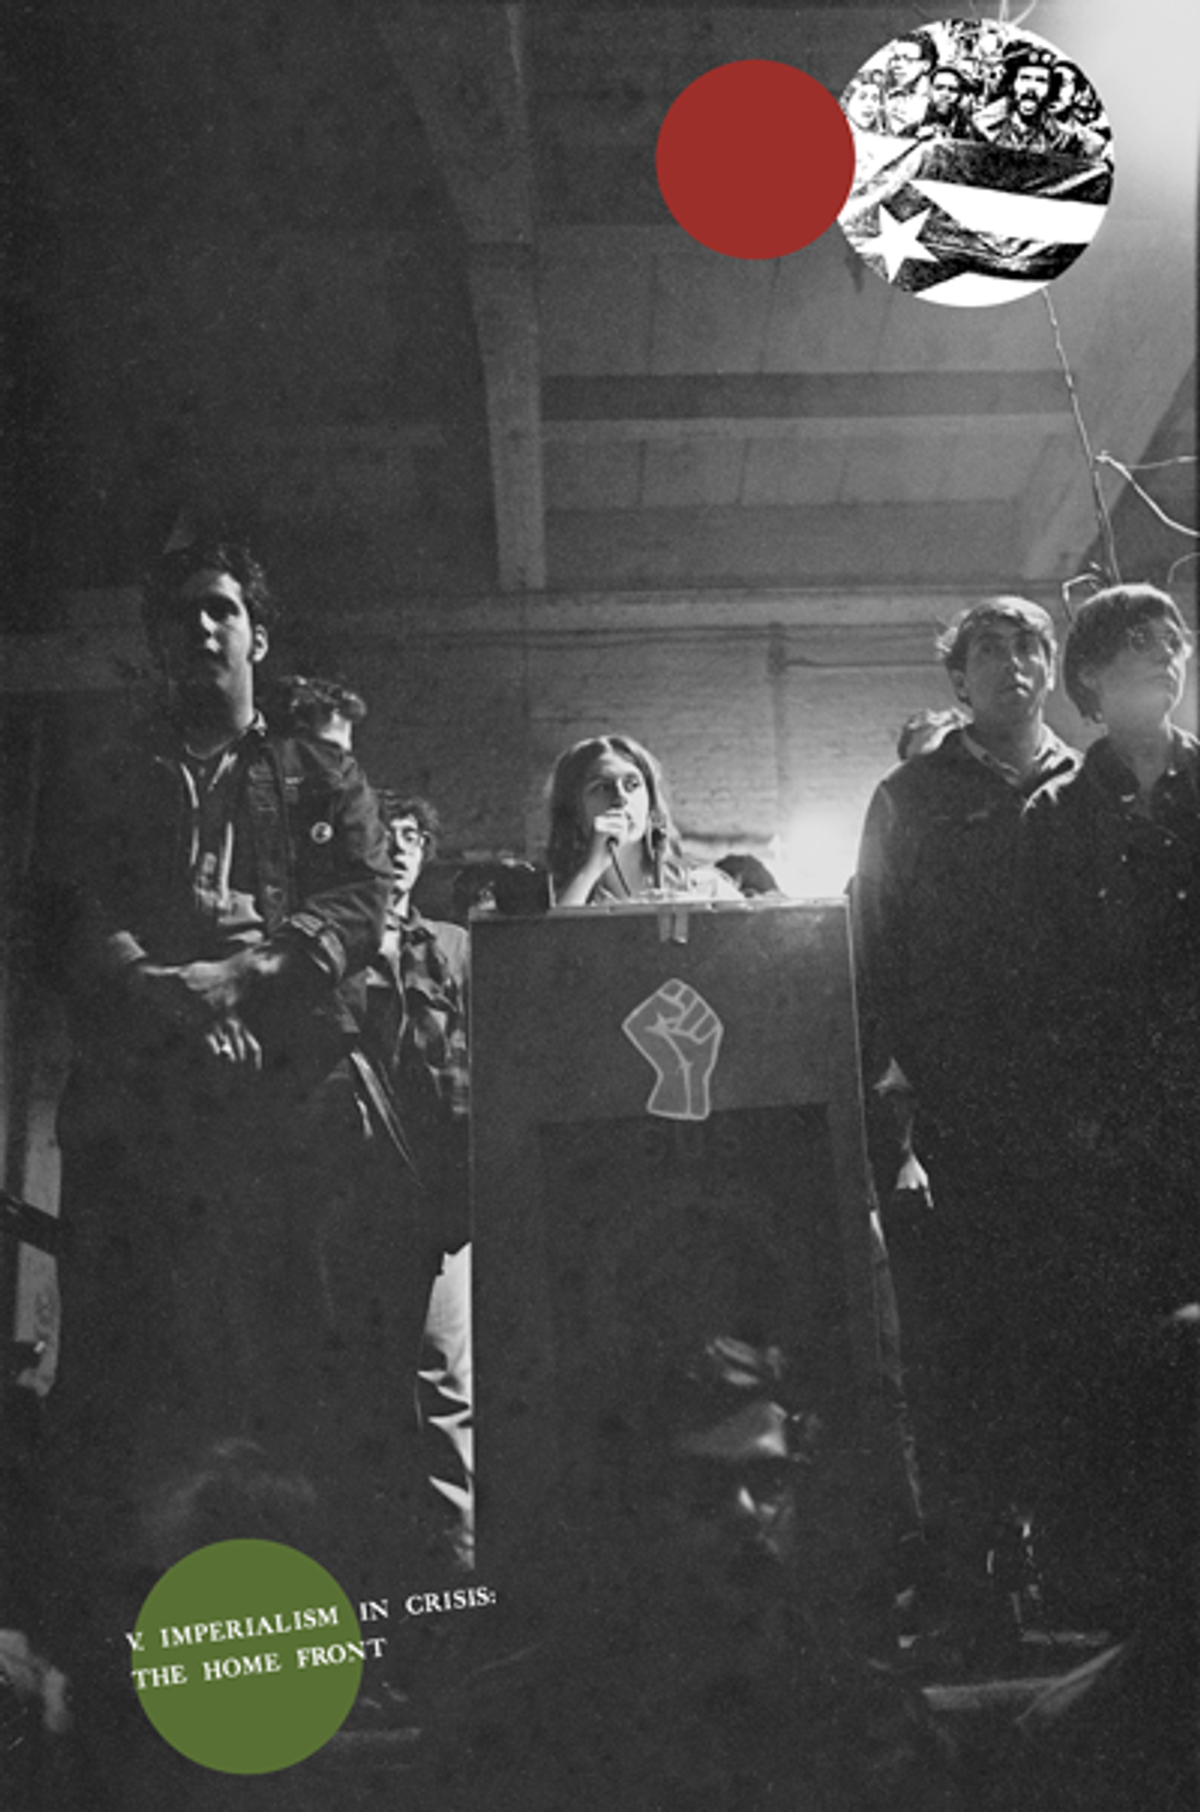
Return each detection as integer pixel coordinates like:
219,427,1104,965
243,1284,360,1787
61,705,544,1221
837,19,1114,307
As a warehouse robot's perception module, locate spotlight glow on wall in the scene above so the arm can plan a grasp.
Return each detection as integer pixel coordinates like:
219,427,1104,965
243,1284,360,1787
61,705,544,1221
773,803,866,900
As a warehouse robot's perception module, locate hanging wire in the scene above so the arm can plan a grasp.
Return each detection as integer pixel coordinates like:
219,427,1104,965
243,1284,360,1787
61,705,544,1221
1167,551,1200,588
1059,568,1107,621
995,0,1041,30
942,2,1039,36
1041,288,1122,585
1093,452,1199,540
1114,455,1198,474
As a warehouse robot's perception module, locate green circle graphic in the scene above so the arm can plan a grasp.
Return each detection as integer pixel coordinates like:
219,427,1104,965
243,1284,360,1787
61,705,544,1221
131,1539,362,1773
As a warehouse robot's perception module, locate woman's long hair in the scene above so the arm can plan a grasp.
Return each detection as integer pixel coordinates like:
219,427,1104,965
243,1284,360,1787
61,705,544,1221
545,734,686,894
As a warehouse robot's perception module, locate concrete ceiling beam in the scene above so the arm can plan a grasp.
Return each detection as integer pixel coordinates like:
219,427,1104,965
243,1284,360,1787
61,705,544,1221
376,2,546,591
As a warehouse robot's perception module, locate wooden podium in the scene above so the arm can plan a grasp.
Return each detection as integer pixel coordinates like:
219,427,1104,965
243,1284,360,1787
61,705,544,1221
471,898,897,1590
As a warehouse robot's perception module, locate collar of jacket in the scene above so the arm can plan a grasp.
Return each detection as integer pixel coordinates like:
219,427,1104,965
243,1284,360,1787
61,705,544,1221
148,708,268,759
1082,726,1199,806
942,723,1078,784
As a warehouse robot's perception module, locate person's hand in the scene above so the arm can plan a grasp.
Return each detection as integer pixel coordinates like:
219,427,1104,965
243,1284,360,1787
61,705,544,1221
556,812,638,905
126,962,201,1030
588,806,635,858
172,952,261,1020
128,949,284,1032
201,1013,263,1071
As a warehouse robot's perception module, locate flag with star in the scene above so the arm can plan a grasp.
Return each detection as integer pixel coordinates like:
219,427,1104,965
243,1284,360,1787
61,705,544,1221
838,136,1113,306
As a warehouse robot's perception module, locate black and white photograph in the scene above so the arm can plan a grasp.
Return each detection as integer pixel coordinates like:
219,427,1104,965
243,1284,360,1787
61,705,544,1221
838,18,1115,304
0,1,1196,1807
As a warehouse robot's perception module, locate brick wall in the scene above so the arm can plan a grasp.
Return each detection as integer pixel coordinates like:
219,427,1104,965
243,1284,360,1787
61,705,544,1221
20,579,1197,887
311,589,1111,884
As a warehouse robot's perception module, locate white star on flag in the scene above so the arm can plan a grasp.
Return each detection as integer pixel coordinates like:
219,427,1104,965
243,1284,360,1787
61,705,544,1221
862,204,940,281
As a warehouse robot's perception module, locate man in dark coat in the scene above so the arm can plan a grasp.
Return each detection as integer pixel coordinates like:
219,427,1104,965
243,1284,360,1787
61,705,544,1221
33,541,431,1758
851,597,1079,1638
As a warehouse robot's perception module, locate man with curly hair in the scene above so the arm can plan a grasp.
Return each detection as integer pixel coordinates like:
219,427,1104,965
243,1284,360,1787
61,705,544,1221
361,791,473,1574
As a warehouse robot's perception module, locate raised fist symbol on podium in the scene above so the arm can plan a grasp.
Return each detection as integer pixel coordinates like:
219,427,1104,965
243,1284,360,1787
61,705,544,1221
621,978,724,1121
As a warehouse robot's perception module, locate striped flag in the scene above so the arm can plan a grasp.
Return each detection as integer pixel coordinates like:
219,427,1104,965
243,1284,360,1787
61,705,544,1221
839,137,1113,307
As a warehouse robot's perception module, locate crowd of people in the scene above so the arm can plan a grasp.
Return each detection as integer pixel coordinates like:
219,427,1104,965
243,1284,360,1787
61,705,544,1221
8,541,1197,1804
842,26,1112,158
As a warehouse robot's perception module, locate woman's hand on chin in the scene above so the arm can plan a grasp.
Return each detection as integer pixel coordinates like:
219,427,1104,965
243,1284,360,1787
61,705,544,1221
556,818,635,905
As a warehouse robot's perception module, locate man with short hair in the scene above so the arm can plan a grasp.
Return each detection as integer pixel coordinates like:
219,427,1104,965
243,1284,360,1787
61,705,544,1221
916,66,973,141
36,540,428,1758
855,597,1077,1127
851,597,1080,1641
882,31,936,136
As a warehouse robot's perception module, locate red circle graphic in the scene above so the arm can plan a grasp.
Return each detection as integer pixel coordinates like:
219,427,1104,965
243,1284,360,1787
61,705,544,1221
656,60,856,260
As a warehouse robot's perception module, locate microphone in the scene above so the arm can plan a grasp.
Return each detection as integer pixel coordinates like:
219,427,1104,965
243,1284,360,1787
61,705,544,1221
648,821,666,888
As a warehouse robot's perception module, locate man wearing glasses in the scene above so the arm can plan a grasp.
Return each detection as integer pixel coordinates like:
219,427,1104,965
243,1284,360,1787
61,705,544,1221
362,794,473,1574
881,31,936,136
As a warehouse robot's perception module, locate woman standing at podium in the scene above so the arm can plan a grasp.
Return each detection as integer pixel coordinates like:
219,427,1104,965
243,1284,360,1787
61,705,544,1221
547,734,739,906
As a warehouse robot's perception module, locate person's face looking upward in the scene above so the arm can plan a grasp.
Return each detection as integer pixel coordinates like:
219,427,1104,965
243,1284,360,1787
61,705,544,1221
953,620,1052,731
580,753,651,851
387,815,429,911
847,82,882,129
155,568,267,701
1082,616,1190,731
